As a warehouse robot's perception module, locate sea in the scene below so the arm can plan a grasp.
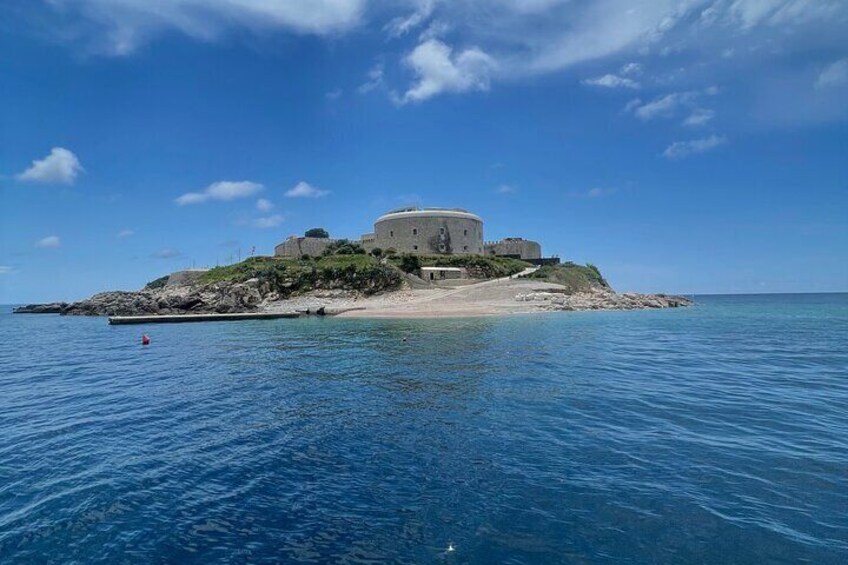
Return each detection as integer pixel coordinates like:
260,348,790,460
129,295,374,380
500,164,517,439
1,293,847,563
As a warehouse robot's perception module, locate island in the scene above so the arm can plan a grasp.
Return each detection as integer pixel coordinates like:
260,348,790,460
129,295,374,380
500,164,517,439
14,206,692,320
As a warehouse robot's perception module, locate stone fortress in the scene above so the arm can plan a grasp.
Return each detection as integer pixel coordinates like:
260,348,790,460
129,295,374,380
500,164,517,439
275,206,557,265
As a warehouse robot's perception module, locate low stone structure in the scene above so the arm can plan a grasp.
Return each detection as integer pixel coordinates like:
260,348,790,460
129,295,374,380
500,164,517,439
420,266,467,281
484,238,542,261
274,236,334,258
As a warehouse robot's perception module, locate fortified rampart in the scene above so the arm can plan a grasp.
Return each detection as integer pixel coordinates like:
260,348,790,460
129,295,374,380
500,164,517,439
484,238,542,260
274,236,334,258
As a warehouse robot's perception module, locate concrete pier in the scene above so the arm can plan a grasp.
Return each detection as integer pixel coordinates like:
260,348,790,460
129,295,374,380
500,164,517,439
108,312,301,325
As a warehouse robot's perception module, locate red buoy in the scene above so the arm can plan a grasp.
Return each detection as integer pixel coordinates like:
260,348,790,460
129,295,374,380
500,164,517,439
142,334,150,346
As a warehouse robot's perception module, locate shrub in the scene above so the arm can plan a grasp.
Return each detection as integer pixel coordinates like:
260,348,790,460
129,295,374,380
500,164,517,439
398,254,421,273
322,239,366,256
144,275,169,290
305,228,329,238
370,247,383,258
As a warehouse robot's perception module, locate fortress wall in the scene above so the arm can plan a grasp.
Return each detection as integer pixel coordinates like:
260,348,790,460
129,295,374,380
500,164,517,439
274,237,334,258
484,239,542,260
374,214,483,255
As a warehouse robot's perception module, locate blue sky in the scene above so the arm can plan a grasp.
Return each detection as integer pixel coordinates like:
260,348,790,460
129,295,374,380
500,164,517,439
1,0,846,303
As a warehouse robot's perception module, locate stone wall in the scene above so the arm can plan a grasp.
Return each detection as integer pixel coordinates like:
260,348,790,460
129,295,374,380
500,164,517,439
274,236,334,258
370,210,483,255
484,238,542,260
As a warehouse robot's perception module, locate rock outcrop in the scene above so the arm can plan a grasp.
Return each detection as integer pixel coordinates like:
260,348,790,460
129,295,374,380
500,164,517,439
515,287,692,311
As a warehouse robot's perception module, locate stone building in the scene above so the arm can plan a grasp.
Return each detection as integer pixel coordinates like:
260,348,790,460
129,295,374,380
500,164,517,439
274,236,334,258
484,238,542,261
361,207,484,255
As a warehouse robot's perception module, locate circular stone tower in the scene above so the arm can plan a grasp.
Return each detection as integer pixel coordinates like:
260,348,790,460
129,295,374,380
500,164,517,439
372,207,483,255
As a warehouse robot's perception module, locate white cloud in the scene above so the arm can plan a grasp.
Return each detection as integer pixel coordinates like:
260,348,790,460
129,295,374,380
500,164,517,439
399,39,496,103
0,266,15,275
496,184,515,194
629,88,718,121
357,62,384,94
632,92,694,120
253,214,284,229
17,148,83,184
683,108,716,126
582,74,640,89
47,0,367,55
663,135,727,159
117,229,135,238
325,88,343,100
176,180,263,205
285,181,330,198
620,62,643,75
256,198,274,212
815,59,848,90
152,248,182,259
36,235,61,248
570,187,617,198
384,0,434,38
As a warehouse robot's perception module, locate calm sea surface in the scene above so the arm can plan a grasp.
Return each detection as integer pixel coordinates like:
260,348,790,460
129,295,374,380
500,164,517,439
1,294,847,563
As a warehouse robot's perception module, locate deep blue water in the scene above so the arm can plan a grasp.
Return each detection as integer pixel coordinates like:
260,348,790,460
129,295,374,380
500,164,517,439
1,294,847,563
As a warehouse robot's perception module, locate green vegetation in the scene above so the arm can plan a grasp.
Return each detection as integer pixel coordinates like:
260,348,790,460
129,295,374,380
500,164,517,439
390,254,530,279
304,227,329,238
322,239,366,255
198,255,402,296
144,275,169,290
524,262,610,293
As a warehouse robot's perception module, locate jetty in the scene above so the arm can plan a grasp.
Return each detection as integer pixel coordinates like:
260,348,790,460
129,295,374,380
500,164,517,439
108,312,301,325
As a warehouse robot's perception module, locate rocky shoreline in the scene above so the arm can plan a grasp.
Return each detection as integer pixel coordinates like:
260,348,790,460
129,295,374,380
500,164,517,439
516,288,692,311
13,261,693,318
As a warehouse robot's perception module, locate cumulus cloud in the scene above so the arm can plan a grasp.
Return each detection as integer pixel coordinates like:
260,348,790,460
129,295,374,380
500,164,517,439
256,198,274,212
399,39,496,103
176,180,263,205
36,235,61,248
663,135,727,159
152,248,182,259
815,59,848,89
117,229,135,238
253,214,284,229
285,181,330,198
582,74,640,89
17,148,83,184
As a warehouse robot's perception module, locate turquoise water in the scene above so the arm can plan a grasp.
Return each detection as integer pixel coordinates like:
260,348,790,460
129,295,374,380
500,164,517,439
1,294,847,563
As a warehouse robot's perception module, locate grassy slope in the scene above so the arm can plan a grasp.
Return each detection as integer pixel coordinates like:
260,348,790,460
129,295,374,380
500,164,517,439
524,262,610,293
192,255,403,295
389,254,531,279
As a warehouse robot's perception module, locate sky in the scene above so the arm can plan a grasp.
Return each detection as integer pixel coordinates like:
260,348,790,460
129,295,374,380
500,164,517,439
1,0,846,303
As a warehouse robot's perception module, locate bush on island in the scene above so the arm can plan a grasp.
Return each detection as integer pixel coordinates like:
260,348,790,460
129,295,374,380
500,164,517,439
305,228,330,238
322,239,366,256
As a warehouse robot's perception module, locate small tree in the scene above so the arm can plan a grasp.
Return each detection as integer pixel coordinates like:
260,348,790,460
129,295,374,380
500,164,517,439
370,247,383,258
384,248,397,258
305,228,329,239
398,254,421,273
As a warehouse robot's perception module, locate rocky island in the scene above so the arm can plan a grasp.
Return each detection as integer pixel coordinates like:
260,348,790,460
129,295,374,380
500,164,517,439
14,252,691,319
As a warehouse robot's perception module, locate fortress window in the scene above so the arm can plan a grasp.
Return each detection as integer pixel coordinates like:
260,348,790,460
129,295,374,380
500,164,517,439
464,229,468,236
440,227,445,235
390,230,394,237
439,243,446,251
463,245,468,251
413,245,418,250
412,228,418,235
